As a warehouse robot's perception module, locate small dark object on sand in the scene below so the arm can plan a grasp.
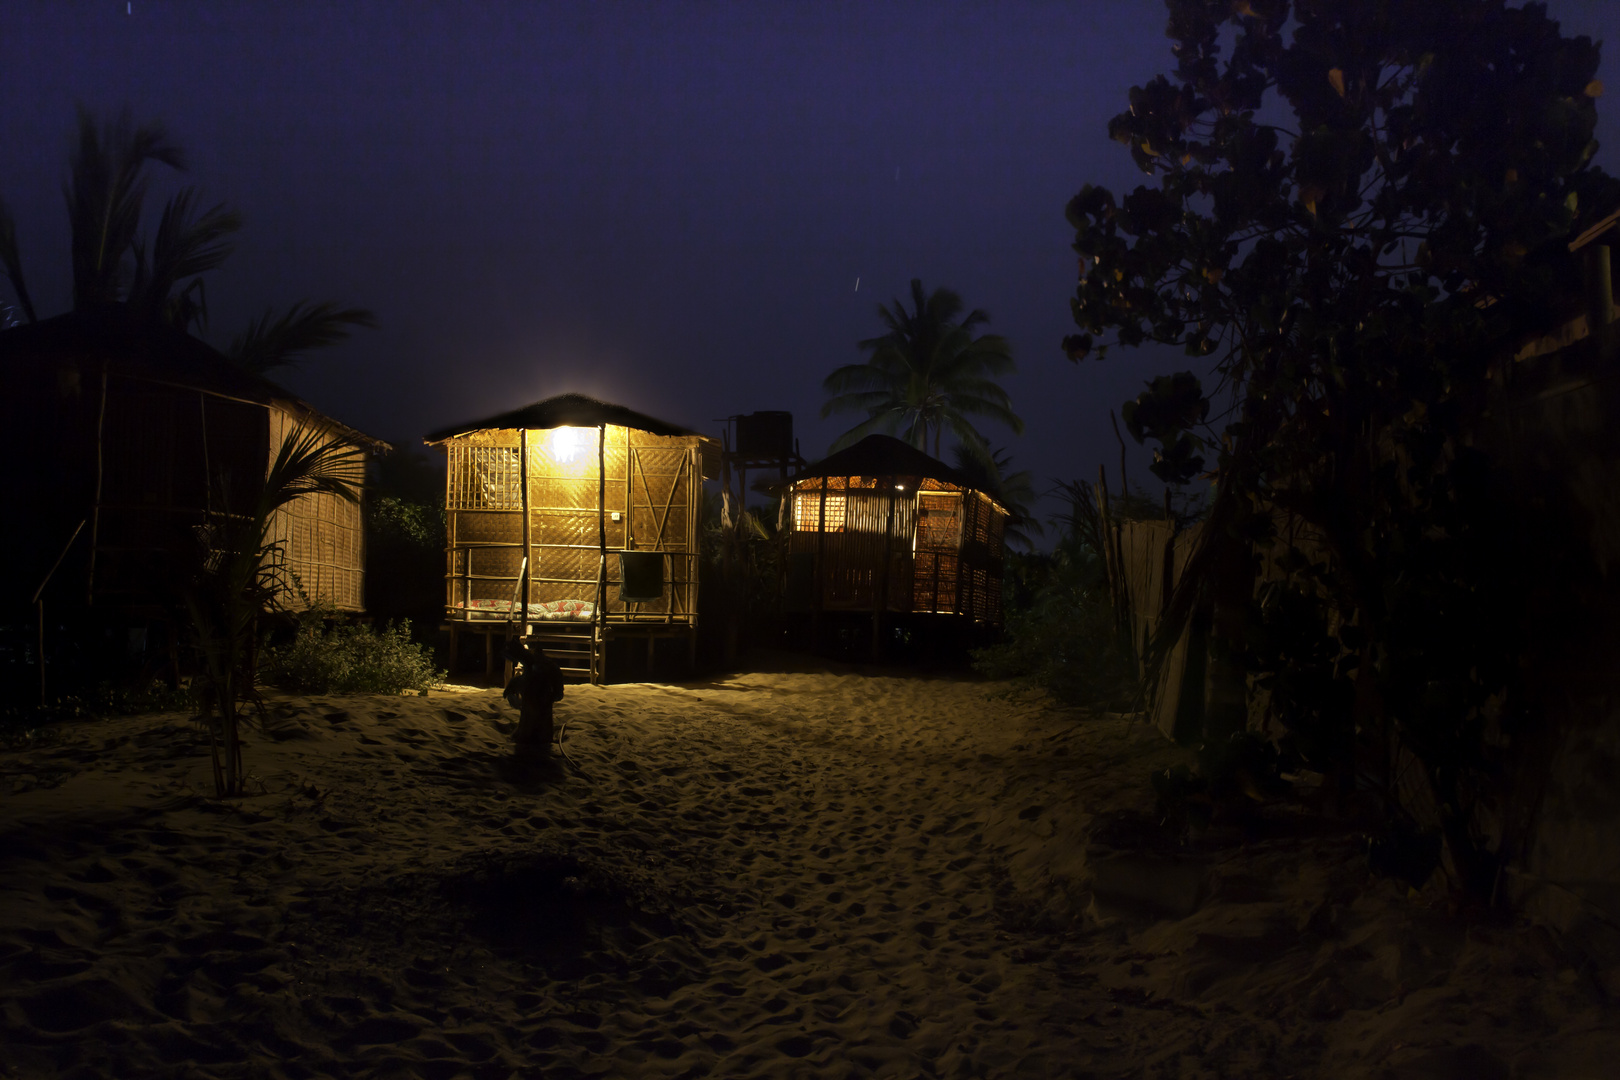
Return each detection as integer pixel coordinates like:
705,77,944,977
503,639,565,763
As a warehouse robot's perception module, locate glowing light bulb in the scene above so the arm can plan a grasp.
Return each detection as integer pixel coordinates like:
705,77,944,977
553,426,588,463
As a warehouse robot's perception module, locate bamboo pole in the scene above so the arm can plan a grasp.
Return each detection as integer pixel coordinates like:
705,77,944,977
86,364,109,605
873,477,898,659
517,429,531,684
1096,465,1129,641
687,444,698,671
812,475,828,649
199,392,211,514
596,423,608,684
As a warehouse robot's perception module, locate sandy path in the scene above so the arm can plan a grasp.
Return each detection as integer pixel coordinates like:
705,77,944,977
2,656,1616,1078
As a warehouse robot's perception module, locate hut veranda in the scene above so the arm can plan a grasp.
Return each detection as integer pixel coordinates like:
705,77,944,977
785,435,1010,655
425,394,718,683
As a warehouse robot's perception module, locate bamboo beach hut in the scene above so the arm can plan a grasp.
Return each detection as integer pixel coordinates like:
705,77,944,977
0,309,387,622
785,435,1010,653
424,393,719,683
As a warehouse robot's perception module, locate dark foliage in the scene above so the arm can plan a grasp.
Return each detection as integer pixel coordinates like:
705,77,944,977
1066,0,1616,896
364,449,447,633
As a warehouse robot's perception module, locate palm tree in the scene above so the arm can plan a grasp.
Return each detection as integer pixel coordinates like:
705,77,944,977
0,107,372,373
950,444,1044,552
822,278,1022,457
185,423,364,797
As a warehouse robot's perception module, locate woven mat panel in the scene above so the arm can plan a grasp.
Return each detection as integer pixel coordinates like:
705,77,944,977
467,545,523,580
454,510,522,545
528,580,596,605
528,476,596,511
531,511,597,547
527,545,598,585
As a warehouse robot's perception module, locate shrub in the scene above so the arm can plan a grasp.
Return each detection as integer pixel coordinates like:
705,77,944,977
262,618,443,695
971,541,1136,708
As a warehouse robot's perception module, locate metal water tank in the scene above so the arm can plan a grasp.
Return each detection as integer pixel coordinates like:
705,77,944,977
734,411,794,458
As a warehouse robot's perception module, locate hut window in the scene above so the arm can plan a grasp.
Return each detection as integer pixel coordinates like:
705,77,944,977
449,444,522,510
794,492,846,532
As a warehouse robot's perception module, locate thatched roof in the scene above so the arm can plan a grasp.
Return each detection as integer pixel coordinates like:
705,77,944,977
0,308,390,451
792,435,984,491
424,392,714,444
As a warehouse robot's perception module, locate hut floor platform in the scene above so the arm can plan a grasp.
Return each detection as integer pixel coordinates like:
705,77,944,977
443,619,697,685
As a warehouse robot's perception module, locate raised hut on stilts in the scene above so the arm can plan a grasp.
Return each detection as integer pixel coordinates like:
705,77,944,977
785,435,1010,657
425,394,718,683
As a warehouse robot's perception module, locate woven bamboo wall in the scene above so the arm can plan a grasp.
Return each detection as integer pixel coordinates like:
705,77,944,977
443,424,699,622
267,408,366,612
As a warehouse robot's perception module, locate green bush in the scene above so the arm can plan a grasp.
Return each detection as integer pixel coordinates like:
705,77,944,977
971,541,1136,708
262,618,443,695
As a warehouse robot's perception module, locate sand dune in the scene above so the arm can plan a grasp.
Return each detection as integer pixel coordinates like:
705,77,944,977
2,654,1616,1078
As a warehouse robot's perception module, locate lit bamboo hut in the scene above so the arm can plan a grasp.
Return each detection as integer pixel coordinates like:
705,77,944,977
424,393,719,683
786,435,1010,647
0,309,387,617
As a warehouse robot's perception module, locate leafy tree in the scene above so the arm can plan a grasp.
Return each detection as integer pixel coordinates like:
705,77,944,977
823,278,1023,457
1063,0,1617,895
0,107,372,373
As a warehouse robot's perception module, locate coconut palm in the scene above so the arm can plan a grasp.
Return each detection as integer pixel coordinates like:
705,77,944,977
822,278,1022,457
185,423,364,797
0,107,372,373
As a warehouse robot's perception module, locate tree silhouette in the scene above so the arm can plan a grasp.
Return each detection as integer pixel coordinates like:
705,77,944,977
823,278,1022,457
0,107,373,373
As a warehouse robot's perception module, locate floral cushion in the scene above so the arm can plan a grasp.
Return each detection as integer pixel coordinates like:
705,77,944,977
456,599,595,620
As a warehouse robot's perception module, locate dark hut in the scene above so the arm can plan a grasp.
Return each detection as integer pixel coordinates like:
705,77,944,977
424,393,719,683
0,309,388,617
786,435,1010,644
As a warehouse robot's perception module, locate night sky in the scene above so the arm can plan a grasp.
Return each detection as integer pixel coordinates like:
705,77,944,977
5,1,1620,532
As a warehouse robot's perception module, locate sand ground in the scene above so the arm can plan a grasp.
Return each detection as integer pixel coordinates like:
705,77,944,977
2,653,1617,1079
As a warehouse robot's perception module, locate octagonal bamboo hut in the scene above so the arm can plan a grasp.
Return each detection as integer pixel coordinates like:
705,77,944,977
786,435,1010,652
0,309,388,620
424,393,719,683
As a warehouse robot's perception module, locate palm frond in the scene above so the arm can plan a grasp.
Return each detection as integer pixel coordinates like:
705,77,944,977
229,300,378,374
130,187,240,326
260,424,366,517
65,107,184,309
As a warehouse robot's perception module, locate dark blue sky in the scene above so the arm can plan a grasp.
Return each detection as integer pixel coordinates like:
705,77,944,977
4,1,1620,530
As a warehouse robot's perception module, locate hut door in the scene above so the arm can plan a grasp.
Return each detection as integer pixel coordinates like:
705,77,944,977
626,446,691,552
912,492,962,614
625,444,694,615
